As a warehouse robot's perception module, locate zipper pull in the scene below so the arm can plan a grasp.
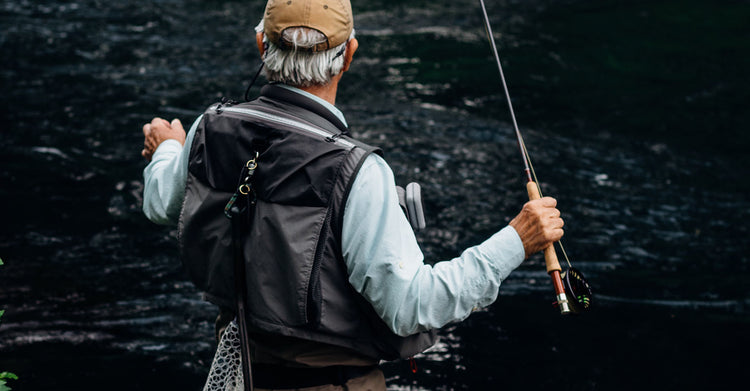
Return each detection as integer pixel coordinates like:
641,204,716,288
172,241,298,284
325,132,343,143
215,97,238,114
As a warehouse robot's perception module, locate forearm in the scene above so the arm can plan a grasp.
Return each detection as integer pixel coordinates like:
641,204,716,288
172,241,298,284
342,155,525,337
358,227,523,337
143,140,186,224
406,227,524,330
142,115,201,225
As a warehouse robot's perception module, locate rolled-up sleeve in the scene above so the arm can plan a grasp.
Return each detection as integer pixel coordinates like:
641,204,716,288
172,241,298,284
341,154,525,337
142,115,201,225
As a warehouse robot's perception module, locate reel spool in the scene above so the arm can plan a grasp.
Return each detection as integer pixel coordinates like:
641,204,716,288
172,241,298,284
560,267,593,313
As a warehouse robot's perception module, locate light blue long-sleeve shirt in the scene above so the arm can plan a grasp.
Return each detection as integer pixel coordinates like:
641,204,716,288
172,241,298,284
142,87,525,337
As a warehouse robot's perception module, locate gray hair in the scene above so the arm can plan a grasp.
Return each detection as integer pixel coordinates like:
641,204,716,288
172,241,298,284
255,21,354,87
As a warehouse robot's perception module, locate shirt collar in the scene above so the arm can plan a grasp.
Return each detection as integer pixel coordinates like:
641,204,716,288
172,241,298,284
276,84,348,127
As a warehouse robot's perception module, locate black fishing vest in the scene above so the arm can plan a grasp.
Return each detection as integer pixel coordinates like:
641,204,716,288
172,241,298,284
178,84,438,360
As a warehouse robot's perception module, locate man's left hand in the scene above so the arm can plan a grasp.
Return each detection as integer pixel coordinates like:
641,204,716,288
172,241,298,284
142,117,186,161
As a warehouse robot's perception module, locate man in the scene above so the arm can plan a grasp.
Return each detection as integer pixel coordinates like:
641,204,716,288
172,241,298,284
141,0,564,389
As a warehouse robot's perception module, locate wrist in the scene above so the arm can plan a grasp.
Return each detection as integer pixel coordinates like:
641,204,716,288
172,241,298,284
508,217,530,258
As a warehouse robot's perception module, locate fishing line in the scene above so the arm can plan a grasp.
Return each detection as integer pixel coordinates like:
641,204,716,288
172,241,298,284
478,0,530,182
478,0,573,269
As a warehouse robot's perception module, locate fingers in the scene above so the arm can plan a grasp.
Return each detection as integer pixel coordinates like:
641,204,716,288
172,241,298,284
142,128,156,159
144,117,173,135
509,197,566,258
151,117,170,128
525,197,557,213
141,148,152,162
546,225,564,243
142,117,167,161
539,196,557,207
141,117,186,161
144,139,155,153
541,213,564,242
171,118,183,131
543,199,563,242
531,197,563,227
143,125,156,151
523,198,559,216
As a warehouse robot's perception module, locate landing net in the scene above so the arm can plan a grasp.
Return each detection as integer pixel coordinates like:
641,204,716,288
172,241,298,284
203,320,245,391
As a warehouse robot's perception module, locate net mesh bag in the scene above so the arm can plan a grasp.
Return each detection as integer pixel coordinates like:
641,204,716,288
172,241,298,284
203,320,245,391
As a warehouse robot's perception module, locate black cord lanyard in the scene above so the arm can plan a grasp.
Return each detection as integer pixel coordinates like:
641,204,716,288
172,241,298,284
225,153,260,391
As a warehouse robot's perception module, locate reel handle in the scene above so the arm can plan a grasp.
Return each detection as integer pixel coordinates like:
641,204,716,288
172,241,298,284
526,181,572,314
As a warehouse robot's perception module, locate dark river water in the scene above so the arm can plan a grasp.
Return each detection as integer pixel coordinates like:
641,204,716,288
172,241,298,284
1,0,749,390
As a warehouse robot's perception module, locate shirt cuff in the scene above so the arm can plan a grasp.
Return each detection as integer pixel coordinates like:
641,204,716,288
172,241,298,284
152,139,184,160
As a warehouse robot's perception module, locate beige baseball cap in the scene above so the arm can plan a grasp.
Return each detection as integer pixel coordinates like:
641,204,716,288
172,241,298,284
263,0,353,52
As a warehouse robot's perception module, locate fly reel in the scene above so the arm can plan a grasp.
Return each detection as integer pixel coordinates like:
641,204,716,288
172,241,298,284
560,267,593,313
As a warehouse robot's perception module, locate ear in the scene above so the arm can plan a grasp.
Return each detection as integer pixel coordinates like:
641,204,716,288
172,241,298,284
342,38,358,72
256,31,265,57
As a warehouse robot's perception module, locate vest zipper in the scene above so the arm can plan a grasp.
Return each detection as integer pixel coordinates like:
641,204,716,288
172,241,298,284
306,204,332,326
212,105,355,149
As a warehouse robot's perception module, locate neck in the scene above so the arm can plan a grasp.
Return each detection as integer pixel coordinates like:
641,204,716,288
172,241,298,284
297,73,342,105
299,84,336,105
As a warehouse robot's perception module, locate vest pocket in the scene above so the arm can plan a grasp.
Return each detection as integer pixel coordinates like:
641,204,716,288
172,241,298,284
245,202,327,327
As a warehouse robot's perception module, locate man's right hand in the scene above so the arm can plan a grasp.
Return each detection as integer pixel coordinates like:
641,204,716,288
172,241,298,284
142,117,187,162
508,197,564,258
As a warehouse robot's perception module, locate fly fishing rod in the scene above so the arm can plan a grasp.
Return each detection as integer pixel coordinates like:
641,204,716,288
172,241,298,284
478,0,592,314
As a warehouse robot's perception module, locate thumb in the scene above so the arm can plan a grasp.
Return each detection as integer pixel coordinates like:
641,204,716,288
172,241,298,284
171,118,183,129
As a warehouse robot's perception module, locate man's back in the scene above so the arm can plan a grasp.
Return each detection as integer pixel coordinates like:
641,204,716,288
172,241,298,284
181,84,438,362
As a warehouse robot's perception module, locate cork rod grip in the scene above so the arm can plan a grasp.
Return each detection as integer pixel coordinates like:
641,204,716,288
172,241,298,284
525,181,562,273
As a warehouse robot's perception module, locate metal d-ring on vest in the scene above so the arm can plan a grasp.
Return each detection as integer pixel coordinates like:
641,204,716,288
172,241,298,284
224,153,259,218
